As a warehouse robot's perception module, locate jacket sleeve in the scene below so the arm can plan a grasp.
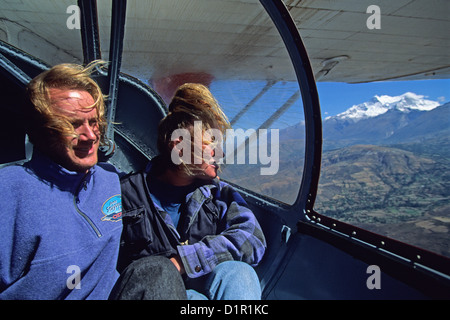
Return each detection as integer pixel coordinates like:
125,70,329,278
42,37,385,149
177,183,266,278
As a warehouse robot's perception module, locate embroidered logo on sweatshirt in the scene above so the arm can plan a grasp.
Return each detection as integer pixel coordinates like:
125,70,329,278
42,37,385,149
101,195,122,222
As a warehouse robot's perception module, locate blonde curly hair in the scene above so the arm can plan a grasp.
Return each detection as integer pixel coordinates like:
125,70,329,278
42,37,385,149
26,60,108,150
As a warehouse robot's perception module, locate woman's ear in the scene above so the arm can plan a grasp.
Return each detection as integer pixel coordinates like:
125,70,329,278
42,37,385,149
169,138,183,157
169,133,192,165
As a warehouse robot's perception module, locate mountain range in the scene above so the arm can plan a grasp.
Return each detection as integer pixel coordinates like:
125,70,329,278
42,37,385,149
280,92,449,150
326,92,440,122
322,92,449,150
222,92,450,257
314,93,449,257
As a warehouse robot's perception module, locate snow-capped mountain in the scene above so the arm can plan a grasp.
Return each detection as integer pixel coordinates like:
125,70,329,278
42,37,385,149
327,92,440,122
280,92,447,148
319,93,448,151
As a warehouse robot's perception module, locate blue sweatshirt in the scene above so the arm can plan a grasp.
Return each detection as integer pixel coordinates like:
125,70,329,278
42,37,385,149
0,152,123,300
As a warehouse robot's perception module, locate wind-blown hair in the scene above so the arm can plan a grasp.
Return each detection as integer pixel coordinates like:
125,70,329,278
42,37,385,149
168,83,230,134
25,60,108,149
158,83,231,176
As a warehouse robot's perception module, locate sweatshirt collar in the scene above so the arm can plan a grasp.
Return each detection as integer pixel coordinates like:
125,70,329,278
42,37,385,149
24,150,95,193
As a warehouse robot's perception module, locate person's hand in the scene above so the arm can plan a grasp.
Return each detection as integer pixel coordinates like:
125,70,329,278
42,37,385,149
170,255,185,275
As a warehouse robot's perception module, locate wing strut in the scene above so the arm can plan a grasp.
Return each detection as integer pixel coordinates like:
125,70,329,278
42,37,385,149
230,80,276,126
257,90,300,131
224,90,300,168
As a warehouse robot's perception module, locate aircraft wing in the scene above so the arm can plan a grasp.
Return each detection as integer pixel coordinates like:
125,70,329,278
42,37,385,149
0,0,448,84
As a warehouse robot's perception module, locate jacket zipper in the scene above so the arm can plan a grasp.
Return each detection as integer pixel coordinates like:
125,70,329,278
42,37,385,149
73,196,102,238
73,175,102,238
167,223,181,243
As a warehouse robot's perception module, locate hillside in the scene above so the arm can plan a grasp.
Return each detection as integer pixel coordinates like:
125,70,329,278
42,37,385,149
315,143,450,256
221,93,450,256
220,137,304,204
221,139,450,257
315,144,449,221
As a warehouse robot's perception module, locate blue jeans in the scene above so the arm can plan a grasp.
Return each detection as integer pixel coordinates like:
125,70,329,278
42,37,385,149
185,261,261,300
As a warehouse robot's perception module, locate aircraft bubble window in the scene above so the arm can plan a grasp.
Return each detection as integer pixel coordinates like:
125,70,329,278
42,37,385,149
211,80,305,205
314,77,450,259
282,0,450,260
0,0,83,66
120,0,306,205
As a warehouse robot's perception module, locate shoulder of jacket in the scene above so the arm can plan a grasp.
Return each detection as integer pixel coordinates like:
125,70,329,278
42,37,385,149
119,171,148,197
217,179,236,193
120,170,144,182
95,162,123,177
0,163,25,176
208,179,237,201
0,164,28,191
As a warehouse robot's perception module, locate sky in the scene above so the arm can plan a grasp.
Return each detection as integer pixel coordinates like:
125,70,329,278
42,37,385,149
211,78,450,129
316,79,450,117
210,78,450,130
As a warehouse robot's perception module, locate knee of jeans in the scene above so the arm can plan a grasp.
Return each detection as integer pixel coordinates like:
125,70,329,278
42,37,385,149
214,261,259,284
208,261,261,299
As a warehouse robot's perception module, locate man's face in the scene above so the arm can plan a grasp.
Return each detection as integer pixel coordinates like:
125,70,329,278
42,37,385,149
49,88,100,173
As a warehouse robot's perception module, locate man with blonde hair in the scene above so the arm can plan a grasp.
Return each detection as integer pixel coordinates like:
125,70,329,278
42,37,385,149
0,62,186,300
